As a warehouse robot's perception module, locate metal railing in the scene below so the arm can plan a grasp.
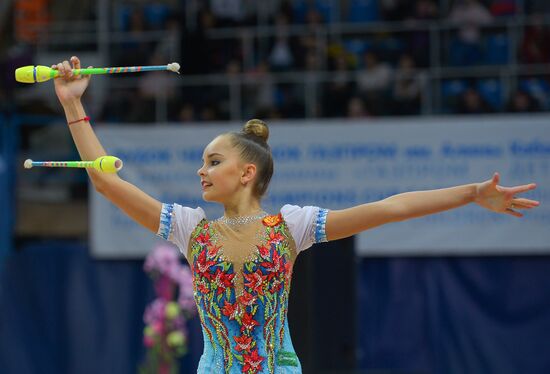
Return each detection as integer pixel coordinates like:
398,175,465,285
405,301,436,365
30,14,550,122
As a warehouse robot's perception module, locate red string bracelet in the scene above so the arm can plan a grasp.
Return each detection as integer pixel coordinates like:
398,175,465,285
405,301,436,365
68,116,90,125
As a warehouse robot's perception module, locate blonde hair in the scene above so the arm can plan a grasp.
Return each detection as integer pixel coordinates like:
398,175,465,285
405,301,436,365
227,119,273,198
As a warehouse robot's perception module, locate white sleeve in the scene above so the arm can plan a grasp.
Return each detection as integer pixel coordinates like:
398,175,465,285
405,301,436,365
281,204,329,254
156,203,206,258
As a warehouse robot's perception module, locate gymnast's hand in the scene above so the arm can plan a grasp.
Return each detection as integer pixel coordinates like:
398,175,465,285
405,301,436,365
52,56,91,105
474,172,539,217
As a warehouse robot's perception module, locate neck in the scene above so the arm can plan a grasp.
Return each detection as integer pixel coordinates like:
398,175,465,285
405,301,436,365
223,201,262,218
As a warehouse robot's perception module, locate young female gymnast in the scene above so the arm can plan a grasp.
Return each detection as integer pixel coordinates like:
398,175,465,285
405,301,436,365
52,57,539,373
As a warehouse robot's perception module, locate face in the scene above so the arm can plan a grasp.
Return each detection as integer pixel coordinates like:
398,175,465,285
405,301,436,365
197,135,253,203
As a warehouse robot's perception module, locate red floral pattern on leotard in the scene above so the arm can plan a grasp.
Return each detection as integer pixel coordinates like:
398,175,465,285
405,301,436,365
189,214,295,374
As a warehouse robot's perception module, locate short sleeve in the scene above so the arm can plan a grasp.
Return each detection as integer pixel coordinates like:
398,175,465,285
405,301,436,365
280,204,329,254
156,203,206,258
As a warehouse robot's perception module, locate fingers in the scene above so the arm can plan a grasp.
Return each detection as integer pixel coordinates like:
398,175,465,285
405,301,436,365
62,60,72,77
53,61,71,80
52,57,84,80
505,208,523,218
71,56,81,70
509,183,537,195
510,198,540,209
492,172,500,185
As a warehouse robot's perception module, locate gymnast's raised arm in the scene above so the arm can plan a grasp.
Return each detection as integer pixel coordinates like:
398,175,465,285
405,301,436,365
52,56,162,234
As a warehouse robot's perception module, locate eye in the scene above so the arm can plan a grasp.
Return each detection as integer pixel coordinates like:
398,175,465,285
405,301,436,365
210,160,220,166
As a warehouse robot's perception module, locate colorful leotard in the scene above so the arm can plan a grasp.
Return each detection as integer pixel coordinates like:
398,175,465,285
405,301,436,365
157,204,329,374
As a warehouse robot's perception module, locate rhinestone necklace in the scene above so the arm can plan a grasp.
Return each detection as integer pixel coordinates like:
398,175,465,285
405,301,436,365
215,210,268,226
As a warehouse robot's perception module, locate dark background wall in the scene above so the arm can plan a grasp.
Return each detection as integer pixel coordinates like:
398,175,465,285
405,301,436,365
2,240,550,374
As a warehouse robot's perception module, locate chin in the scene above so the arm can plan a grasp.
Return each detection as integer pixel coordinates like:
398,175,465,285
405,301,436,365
202,192,220,203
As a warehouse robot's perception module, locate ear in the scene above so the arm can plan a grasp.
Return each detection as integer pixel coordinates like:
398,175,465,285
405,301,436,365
241,163,257,185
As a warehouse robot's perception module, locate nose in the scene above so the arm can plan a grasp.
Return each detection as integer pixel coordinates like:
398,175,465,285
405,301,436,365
197,164,206,177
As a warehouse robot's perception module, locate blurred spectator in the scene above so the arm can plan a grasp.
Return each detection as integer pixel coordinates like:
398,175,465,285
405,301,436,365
181,10,219,74
357,51,393,92
519,77,550,110
272,83,305,118
254,106,283,119
189,9,243,74
124,53,179,122
393,54,425,115
357,51,393,114
268,13,297,71
449,0,493,43
244,61,276,117
456,87,494,114
506,90,540,113
322,55,354,117
178,103,196,122
154,14,182,62
305,6,325,26
210,0,247,27
114,7,153,67
199,105,221,121
520,16,550,64
347,97,371,118
448,0,494,65
406,0,439,67
410,0,439,20
489,0,517,17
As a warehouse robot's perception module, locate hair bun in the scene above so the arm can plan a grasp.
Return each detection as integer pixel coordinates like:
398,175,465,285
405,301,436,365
243,119,269,142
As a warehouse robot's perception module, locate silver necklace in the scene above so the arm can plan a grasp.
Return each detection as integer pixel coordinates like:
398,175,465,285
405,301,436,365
215,211,268,226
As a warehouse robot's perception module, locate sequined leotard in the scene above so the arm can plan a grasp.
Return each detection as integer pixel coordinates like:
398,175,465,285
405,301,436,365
157,204,329,374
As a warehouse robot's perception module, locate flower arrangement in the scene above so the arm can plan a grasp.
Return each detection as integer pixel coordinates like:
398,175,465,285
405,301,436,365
139,243,196,374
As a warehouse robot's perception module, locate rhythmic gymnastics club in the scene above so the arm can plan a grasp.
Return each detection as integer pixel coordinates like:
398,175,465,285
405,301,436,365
23,156,123,173
15,63,181,83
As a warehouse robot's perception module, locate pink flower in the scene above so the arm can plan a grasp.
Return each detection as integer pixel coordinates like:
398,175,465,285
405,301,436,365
155,275,177,301
144,244,181,282
152,321,164,335
144,298,167,325
141,244,194,367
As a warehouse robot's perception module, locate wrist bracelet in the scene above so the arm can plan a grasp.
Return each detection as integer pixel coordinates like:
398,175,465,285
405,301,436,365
68,116,90,125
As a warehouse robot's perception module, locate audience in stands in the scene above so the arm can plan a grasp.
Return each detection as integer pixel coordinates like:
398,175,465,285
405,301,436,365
520,15,550,64
393,54,425,115
8,0,550,123
456,87,494,114
506,90,540,113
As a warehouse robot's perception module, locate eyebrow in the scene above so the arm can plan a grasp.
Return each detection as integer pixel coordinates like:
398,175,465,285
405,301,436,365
202,152,224,161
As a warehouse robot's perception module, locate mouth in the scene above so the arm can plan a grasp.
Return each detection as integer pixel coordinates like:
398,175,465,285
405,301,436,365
201,181,212,190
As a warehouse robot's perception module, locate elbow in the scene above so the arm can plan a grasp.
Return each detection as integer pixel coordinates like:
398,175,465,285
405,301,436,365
91,175,117,196
94,181,108,195
382,200,409,223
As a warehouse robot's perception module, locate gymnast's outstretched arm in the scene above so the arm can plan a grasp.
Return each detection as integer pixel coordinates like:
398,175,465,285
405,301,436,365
325,174,539,241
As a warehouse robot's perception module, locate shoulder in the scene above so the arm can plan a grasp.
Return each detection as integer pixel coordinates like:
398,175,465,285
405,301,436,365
279,204,329,253
280,204,327,222
158,203,207,241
